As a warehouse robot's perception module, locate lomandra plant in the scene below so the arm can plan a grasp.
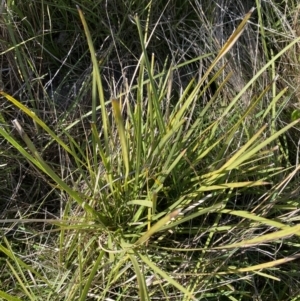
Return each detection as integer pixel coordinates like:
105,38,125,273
1,5,300,301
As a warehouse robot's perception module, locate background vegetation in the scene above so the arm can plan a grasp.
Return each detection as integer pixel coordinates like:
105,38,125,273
1,0,300,300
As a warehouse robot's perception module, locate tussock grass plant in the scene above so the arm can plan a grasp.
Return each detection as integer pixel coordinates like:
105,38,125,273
1,0,300,300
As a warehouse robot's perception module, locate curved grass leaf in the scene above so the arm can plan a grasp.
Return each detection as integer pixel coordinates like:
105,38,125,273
128,253,150,301
0,291,22,301
138,252,196,301
214,224,300,249
135,209,181,246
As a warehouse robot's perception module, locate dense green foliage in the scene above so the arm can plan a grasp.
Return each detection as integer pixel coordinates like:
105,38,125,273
1,1,300,300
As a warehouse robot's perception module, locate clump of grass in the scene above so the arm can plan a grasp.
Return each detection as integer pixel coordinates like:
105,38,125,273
1,1,300,300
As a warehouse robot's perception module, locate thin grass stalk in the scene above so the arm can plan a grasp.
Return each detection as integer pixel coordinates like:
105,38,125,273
0,238,51,286
5,11,35,104
134,14,165,135
128,252,150,301
79,251,105,301
77,6,111,152
185,193,232,298
5,119,105,223
219,36,300,120
214,223,300,249
174,8,256,127
112,98,129,180
134,58,144,192
271,49,277,133
262,87,288,119
138,252,197,301
222,84,272,146
5,261,35,301
0,91,77,159
135,209,181,246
